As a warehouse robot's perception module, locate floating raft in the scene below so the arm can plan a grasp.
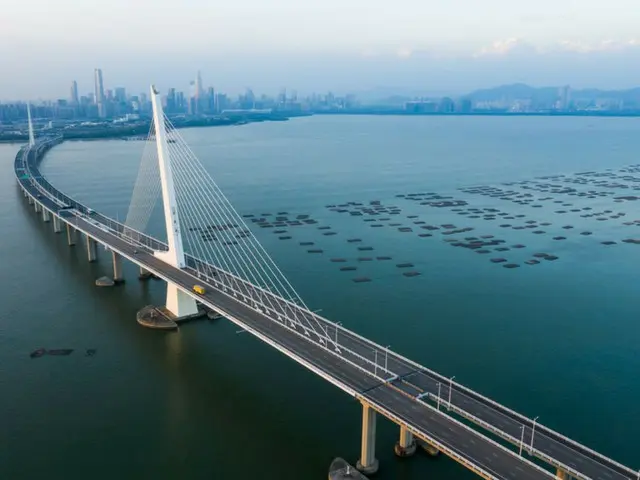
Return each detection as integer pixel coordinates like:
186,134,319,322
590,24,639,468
403,271,421,277
48,349,73,356
352,277,372,283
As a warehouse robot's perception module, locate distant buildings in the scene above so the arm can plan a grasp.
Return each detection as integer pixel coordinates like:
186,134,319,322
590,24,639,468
70,81,79,105
557,85,571,110
4,75,640,125
94,68,106,118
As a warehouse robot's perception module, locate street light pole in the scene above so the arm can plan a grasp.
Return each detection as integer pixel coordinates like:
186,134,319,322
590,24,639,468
529,416,539,453
334,322,342,351
519,425,525,456
437,383,442,410
384,345,390,373
374,350,378,377
448,376,456,410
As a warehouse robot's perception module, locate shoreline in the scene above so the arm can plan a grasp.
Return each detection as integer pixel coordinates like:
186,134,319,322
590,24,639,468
0,111,306,144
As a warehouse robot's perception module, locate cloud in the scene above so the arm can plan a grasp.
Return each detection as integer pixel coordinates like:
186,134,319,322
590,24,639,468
473,38,539,57
396,47,413,59
474,37,640,58
557,39,640,53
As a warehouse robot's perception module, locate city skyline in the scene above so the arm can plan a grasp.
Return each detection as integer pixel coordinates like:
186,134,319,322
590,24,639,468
2,1,640,98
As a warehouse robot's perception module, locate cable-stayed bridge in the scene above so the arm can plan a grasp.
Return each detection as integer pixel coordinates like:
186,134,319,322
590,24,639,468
14,92,638,480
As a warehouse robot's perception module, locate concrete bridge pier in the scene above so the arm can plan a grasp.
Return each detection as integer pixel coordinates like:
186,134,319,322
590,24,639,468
356,402,379,475
86,236,98,262
28,196,34,205
52,215,62,233
394,425,417,457
112,251,124,283
34,202,41,213
66,224,76,246
42,208,51,222
138,266,153,280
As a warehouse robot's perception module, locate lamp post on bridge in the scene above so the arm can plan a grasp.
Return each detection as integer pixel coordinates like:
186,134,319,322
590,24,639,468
334,321,342,352
447,376,456,410
529,416,539,453
436,382,441,410
384,345,390,374
519,425,525,456
373,349,378,377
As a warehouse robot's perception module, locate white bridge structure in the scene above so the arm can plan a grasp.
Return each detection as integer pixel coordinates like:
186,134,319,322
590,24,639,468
14,86,639,480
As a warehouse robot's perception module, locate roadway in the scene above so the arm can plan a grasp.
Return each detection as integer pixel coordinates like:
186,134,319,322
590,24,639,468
65,211,553,480
15,139,637,480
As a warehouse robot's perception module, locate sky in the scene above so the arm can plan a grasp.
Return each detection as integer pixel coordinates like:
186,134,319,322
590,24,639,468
1,0,639,100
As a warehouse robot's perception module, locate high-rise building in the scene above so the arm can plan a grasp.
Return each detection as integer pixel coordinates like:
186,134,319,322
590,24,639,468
94,68,106,118
114,87,126,103
188,80,197,115
176,91,185,111
558,85,571,110
70,81,79,105
206,87,215,113
166,88,176,112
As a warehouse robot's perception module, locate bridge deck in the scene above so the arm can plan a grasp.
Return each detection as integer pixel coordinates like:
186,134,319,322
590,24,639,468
14,139,636,480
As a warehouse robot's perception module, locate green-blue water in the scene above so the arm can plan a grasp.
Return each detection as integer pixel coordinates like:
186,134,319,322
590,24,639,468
1,115,639,479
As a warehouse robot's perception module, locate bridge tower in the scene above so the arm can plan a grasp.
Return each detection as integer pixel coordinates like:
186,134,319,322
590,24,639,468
149,85,199,317
27,103,35,147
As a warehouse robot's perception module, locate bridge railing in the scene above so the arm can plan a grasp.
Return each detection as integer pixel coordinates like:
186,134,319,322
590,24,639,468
19,139,638,480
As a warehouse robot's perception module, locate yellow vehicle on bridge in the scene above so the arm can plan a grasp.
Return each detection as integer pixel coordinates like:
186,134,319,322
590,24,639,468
192,285,206,295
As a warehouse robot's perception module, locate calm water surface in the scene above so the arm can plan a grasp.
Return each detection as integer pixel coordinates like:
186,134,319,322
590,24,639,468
1,115,639,479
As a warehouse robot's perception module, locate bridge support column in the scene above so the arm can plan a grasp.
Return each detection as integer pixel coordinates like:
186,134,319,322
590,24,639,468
66,224,76,246
112,251,124,283
356,402,379,475
86,236,97,262
34,202,41,213
53,215,62,233
42,208,51,222
138,266,154,280
28,196,34,205
394,425,416,457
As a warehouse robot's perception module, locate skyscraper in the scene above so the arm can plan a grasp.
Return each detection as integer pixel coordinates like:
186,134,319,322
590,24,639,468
558,85,571,110
94,68,106,118
114,87,126,103
70,81,79,105
194,70,204,114
195,71,203,97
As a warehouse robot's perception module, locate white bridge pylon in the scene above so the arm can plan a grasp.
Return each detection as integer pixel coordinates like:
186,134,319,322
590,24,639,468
27,103,35,147
149,85,199,317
